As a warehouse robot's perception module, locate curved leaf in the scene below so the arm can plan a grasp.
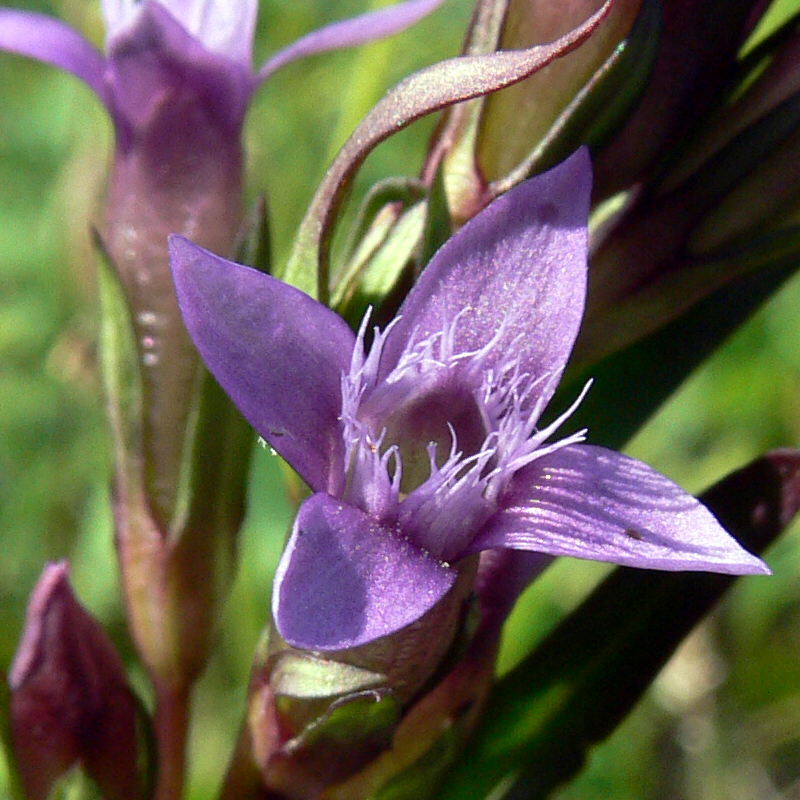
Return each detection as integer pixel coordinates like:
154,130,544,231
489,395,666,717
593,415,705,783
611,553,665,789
281,0,612,302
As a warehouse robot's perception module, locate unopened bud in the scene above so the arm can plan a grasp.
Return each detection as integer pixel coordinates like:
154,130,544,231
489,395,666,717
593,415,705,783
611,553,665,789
8,562,149,800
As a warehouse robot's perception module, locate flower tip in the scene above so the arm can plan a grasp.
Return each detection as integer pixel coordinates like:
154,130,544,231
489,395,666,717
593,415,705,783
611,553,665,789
551,146,593,213
9,560,72,690
167,233,203,272
168,234,229,322
737,553,773,576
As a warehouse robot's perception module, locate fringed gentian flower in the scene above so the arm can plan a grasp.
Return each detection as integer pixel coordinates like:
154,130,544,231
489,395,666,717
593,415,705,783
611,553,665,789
170,149,769,655
0,0,451,686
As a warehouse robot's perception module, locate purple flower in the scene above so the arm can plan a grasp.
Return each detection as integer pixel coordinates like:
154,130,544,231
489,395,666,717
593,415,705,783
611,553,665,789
0,0,449,141
170,149,769,653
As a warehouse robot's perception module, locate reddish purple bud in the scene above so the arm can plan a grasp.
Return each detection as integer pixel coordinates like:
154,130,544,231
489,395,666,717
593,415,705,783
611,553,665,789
9,562,147,800
593,0,771,199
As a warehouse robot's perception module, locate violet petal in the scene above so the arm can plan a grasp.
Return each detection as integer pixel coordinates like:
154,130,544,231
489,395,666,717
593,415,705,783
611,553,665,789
273,493,457,651
258,0,448,82
0,10,110,105
170,236,354,495
472,444,771,575
379,149,592,412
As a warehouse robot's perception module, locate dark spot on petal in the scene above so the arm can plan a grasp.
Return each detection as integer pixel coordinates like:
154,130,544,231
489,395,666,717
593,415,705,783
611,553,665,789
537,202,559,226
624,528,644,540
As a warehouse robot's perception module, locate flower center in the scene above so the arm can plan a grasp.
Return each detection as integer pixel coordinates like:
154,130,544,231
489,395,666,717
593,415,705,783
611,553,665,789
377,383,488,495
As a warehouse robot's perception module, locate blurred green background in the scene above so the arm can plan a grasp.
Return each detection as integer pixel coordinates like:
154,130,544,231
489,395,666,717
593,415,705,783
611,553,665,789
0,1,798,798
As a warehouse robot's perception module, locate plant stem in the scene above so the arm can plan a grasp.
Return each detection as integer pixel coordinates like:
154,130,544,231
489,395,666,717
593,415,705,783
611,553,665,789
153,680,191,800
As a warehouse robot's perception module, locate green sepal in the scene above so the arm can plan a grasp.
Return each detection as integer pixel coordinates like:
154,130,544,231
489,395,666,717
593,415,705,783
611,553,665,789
292,691,401,753
332,163,453,330
335,178,427,281
436,451,800,800
419,159,453,271
332,179,428,326
270,651,387,700
94,228,145,493
265,690,401,797
338,202,427,328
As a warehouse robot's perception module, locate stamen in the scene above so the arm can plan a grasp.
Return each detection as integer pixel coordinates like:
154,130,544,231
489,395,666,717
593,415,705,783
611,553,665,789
340,305,595,557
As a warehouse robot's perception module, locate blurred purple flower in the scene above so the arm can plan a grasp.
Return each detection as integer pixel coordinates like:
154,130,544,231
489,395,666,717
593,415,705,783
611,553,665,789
0,0,449,143
170,149,769,653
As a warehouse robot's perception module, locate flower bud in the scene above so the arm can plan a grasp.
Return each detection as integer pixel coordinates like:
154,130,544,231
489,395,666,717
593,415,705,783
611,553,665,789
8,562,149,800
573,14,800,371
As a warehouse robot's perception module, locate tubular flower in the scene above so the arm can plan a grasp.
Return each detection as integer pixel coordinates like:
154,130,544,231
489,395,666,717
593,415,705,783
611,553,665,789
0,0,449,139
0,0,451,532
170,149,769,653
